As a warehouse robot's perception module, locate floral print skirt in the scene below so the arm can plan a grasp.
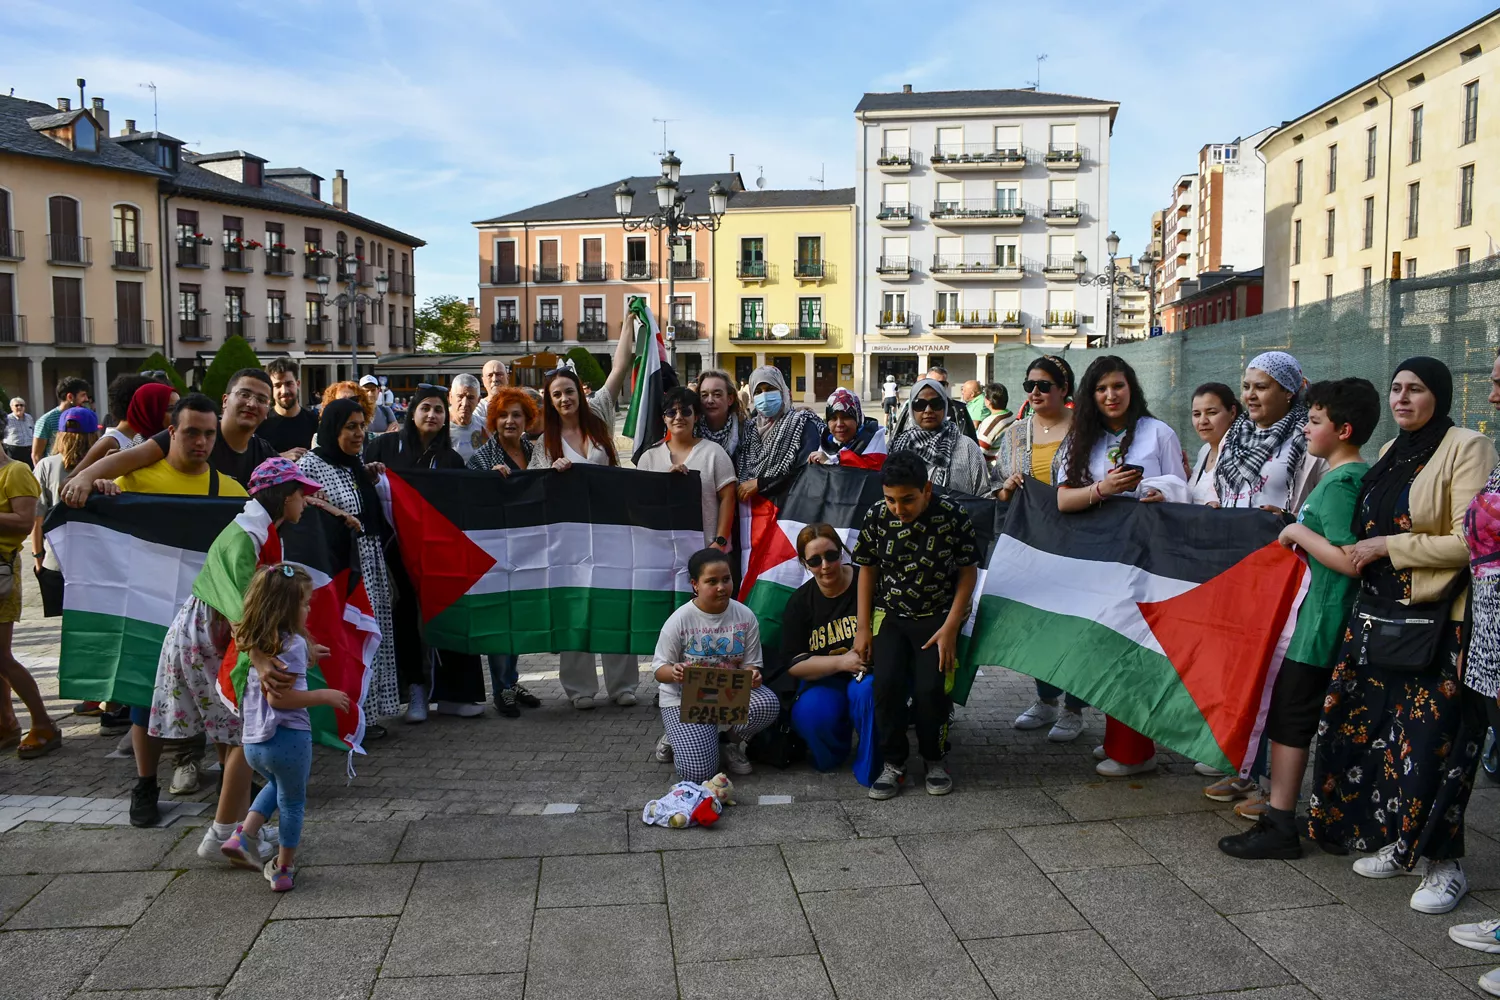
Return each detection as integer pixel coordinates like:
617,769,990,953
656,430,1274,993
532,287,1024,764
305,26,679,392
1306,619,1481,868
147,595,242,745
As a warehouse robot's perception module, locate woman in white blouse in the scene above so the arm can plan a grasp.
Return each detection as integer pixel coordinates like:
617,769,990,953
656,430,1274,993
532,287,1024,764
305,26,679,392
1188,383,1240,506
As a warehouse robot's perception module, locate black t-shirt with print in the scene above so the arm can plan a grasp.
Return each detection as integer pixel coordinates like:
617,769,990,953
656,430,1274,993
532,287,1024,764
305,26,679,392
780,576,859,666
851,495,979,620
151,426,280,489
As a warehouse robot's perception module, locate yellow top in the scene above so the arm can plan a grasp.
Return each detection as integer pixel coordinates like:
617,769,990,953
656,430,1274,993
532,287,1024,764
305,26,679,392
1031,440,1062,485
0,459,40,548
116,460,248,498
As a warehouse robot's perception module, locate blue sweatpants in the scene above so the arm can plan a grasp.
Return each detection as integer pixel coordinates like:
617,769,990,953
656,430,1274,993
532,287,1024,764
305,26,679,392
243,726,312,849
791,674,882,787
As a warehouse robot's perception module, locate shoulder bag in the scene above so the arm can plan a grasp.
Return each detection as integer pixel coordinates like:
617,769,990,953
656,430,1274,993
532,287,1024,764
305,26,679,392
1352,572,1468,673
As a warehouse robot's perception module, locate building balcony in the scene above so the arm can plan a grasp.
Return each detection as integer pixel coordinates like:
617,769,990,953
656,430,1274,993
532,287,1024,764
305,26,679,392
1045,144,1084,169
264,249,295,276
303,255,329,280
305,317,329,344
1042,313,1080,335
52,315,92,345
389,325,415,350
728,322,828,344
1175,241,1191,259
876,146,912,172
931,201,1026,227
224,316,253,342
930,312,1023,335
737,260,769,283
577,262,612,282
1043,200,1082,225
110,241,151,270
876,255,913,279
931,144,1028,172
794,260,827,283
265,320,293,344
490,263,520,284
533,264,567,283
47,234,91,266
0,230,23,261
875,314,912,336
622,260,657,281
222,246,255,273
534,319,564,342
390,272,414,296
0,314,25,344
669,259,705,279
1043,255,1079,281
492,319,521,344
577,319,608,342
670,319,702,341
116,317,153,347
876,202,912,227
1175,215,1190,236
931,255,1025,281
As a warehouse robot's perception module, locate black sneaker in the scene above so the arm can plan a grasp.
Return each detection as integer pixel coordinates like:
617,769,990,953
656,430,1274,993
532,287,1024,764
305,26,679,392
512,683,541,709
496,687,521,718
129,777,160,827
1219,817,1302,860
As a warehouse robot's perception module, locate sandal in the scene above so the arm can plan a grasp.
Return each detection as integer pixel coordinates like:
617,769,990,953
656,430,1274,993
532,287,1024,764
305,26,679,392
16,726,61,759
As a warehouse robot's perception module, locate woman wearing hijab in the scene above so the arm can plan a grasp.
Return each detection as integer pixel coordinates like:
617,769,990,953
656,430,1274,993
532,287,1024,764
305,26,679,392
298,398,400,730
1214,351,1325,513
735,365,823,500
72,379,177,478
889,377,993,496
1307,357,1496,916
810,389,886,467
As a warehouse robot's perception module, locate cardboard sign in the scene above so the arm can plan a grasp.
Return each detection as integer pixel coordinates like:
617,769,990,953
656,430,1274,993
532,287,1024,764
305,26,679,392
680,666,753,725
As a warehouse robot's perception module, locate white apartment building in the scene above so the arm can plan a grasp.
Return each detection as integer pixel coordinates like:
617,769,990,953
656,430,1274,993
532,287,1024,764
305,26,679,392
854,87,1118,393
1155,174,1198,306
1197,129,1274,274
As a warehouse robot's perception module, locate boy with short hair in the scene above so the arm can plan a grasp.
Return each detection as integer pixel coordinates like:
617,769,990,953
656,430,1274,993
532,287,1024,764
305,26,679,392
852,449,979,799
1220,377,1381,860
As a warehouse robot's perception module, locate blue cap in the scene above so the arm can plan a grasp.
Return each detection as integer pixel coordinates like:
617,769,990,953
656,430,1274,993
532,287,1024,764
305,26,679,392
61,406,99,434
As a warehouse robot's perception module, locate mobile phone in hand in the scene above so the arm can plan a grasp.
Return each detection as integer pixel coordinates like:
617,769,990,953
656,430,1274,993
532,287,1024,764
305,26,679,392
1116,463,1144,476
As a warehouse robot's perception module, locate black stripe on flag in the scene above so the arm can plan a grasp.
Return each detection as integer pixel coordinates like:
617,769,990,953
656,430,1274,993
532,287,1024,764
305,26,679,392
1004,481,1285,584
777,464,886,530
43,494,246,552
396,465,703,533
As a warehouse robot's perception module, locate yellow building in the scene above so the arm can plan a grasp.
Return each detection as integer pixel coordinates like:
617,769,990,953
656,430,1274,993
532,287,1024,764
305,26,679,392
1260,10,1500,309
713,189,855,404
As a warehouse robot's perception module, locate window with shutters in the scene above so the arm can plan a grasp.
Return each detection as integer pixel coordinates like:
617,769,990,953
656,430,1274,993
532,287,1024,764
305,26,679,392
116,281,144,344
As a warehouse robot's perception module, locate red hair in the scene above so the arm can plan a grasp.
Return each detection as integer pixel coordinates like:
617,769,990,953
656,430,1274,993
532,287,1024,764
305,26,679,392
485,386,539,437
542,370,617,465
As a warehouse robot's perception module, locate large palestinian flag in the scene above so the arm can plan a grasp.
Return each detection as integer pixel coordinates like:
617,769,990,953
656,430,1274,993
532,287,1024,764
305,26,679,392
387,465,701,655
969,482,1308,774
621,295,671,464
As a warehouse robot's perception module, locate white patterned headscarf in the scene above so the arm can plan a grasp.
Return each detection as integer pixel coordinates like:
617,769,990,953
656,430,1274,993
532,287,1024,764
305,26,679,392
1247,351,1303,395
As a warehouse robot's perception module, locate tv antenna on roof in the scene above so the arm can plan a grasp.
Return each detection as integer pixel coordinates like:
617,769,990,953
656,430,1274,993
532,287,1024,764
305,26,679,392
652,118,679,157
1026,53,1048,90
138,81,158,131
809,163,825,189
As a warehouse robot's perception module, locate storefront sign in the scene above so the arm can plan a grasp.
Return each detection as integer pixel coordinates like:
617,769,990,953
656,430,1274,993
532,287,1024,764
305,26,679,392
867,342,954,353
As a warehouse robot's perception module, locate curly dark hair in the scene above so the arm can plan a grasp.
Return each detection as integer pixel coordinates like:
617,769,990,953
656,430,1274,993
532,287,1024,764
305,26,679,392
1060,356,1152,488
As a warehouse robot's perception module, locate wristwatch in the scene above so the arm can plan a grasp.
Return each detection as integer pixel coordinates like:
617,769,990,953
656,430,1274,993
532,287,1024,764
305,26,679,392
712,536,729,548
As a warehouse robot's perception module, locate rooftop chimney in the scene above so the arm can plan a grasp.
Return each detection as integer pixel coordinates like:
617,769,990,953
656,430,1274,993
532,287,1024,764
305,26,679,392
90,97,109,138
729,153,735,172
121,119,136,135
902,84,913,93
332,168,348,211
56,97,70,111
467,297,475,307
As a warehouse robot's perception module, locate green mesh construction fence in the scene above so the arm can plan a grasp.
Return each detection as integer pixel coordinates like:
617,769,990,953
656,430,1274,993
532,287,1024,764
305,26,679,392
992,260,1500,456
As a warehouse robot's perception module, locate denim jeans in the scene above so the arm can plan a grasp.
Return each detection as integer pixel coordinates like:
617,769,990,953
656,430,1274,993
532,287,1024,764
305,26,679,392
1035,680,1086,713
243,726,312,848
486,654,519,698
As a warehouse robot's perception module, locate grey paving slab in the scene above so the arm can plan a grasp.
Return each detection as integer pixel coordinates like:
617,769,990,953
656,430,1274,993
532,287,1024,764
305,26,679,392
221,915,395,1000
1170,989,1317,1000
800,885,993,1000
1044,774,1227,822
1008,820,1153,873
0,873,51,923
840,788,1069,838
381,859,537,978
73,991,222,1000
159,819,411,870
271,863,418,919
538,852,663,907
1233,904,1475,1000
3,870,173,928
964,929,1153,1000
1051,864,1294,996
677,955,836,1000
84,869,278,989
526,903,675,1000
0,826,176,874
395,812,623,861
372,974,525,999
781,837,920,892
0,926,123,1000
664,844,813,962
1116,811,1334,914
630,801,854,852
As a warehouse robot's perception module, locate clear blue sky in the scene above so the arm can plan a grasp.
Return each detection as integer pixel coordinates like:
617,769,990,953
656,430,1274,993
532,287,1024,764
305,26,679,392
2,0,1491,301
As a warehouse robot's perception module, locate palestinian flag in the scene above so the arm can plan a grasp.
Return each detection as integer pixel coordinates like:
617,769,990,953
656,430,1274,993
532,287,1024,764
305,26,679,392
968,482,1308,774
621,295,670,464
833,426,889,471
387,464,700,655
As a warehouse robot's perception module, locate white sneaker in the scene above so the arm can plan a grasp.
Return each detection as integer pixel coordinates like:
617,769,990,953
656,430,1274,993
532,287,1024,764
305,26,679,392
1450,917,1500,953
435,702,485,717
1480,968,1500,997
571,695,596,710
1194,761,1227,777
615,690,638,707
1014,698,1059,730
653,734,673,763
404,686,428,724
1047,709,1084,743
720,740,752,775
198,824,277,862
1096,755,1157,778
1092,744,1108,761
169,761,200,795
1352,841,1411,879
1411,860,1468,914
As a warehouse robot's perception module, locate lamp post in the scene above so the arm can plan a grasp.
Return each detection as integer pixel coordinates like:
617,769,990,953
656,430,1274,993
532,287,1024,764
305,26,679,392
318,256,388,380
1137,250,1160,337
615,151,729,369
1075,230,1124,347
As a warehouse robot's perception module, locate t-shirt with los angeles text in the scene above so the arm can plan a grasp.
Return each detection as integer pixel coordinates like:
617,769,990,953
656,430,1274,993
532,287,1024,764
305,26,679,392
1285,460,1367,668
780,575,858,692
651,598,763,710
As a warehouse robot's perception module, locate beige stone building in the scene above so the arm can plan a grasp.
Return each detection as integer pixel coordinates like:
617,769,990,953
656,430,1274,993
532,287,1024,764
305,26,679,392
1260,11,1500,310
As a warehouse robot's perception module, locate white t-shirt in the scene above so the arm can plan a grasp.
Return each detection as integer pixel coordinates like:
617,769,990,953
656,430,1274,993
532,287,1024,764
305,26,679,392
449,413,487,463
34,455,69,571
652,598,763,709
103,426,142,452
1055,415,1186,498
635,438,736,545
531,386,618,467
1216,435,1296,509
1190,443,1220,505
882,380,897,401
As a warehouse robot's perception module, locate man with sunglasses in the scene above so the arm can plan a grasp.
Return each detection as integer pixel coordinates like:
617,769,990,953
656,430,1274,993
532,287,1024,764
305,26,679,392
887,365,977,443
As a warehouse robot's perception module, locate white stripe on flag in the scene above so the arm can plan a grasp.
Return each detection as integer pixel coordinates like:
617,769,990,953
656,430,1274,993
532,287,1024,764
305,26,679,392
46,521,205,628
464,522,701,596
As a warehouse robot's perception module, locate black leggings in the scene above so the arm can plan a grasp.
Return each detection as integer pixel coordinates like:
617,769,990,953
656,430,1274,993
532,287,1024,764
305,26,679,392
872,614,950,767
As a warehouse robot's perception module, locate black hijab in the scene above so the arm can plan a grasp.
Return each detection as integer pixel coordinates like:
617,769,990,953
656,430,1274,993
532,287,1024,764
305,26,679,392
313,397,386,533
1358,356,1456,536
369,384,463,470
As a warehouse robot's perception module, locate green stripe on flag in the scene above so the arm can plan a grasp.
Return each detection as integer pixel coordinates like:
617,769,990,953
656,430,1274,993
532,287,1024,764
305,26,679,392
622,297,653,440
57,610,168,707
742,579,798,655
304,661,348,752
423,587,691,655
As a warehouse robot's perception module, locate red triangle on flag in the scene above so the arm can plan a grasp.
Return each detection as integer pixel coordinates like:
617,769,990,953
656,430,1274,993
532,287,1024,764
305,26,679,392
386,472,496,622
1137,542,1306,769
737,495,798,602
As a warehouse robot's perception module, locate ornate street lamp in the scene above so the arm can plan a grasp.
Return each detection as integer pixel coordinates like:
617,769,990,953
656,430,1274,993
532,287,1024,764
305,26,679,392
1076,231,1127,347
319,257,388,379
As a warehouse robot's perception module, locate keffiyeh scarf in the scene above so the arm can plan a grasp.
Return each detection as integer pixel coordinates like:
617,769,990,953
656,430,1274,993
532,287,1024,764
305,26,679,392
1214,406,1309,510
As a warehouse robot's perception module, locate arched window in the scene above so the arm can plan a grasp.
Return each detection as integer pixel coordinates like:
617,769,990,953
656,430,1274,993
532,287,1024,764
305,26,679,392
113,204,140,250
354,237,365,284
336,231,348,279
48,195,81,263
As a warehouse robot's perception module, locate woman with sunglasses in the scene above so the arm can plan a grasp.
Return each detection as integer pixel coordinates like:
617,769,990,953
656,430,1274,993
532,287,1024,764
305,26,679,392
809,389,887,467
785,524,881,784
736,365,822,501
889,377,993,497
636,386,735,551
530,320,640,709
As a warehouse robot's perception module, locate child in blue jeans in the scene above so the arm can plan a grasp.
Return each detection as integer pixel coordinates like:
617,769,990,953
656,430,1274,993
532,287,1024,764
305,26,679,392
221,563,349,891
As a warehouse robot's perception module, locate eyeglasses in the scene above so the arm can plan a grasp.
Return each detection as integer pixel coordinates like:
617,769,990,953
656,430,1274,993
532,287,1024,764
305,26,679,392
141,370,167,378
662,407,696,419
231,388,272,408
909,397,944,413
804,549,842,568
1022,379,1057,394
417,382,443,391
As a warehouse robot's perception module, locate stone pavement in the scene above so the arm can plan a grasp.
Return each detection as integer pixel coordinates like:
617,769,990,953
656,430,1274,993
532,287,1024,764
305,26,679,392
5,572,1500,998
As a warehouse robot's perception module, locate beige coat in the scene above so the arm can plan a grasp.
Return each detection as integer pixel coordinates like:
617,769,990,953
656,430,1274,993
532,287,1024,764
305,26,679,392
1381,425,1497,616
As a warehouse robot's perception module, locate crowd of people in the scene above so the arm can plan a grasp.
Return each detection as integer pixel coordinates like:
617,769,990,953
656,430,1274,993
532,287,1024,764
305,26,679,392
3,333,1500,989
